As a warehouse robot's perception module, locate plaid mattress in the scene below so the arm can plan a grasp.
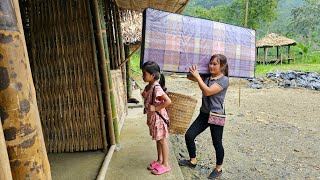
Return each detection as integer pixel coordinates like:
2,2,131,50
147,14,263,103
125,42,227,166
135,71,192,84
140,8,256,78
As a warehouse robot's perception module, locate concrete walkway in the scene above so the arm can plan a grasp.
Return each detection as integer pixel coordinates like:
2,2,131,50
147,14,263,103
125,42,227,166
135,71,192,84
105,90,184,180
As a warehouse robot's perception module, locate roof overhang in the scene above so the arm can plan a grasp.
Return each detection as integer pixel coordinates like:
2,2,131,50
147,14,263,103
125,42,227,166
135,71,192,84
115,0,189,13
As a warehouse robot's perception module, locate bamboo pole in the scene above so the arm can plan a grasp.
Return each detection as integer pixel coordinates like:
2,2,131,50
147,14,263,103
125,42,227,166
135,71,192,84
0,118,13,180
103,0,120,143
0,0,51,179
86,0,108,152
91,0,116,145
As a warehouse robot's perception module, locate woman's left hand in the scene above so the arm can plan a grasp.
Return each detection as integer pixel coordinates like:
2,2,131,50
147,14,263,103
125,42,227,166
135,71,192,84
189,65,201,81
149,105,156,111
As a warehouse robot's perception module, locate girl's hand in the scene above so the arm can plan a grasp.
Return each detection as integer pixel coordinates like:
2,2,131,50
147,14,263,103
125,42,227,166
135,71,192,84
149,105,156,112
189,65,201,81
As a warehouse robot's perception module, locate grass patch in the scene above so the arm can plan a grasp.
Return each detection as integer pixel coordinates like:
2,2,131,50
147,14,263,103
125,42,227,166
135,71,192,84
130,51,141,79
255,63,320,76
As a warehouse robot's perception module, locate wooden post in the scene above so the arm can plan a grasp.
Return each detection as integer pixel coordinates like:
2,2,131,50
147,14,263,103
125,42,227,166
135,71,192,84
0,118,13,180
256,47,259,63
124,45,132,99
276,46,279,60
238,0,250,107
264,47,267,65
0,0,51,179
288,45,291,64
245,0,249,27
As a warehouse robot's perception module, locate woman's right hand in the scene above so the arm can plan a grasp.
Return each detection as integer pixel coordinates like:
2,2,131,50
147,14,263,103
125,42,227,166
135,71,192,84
189,65,201,81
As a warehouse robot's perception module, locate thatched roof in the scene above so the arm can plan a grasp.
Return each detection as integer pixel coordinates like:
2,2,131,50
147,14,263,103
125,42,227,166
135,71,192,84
256,33,296,48
115,0,189,13
117,0,189,44
120,10,142,44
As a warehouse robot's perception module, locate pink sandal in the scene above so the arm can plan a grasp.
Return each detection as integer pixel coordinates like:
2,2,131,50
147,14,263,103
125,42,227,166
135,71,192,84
152,164,171,175
147,161,160,170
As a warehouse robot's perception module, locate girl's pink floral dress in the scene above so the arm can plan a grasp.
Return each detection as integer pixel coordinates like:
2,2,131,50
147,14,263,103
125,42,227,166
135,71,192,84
142,82,169,141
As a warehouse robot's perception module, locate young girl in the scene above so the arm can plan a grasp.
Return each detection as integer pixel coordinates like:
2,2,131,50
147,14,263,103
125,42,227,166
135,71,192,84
179,54,229,179
141,61,172,175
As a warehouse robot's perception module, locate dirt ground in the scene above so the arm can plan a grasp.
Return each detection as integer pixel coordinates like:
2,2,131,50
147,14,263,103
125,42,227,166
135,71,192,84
163,75,320,179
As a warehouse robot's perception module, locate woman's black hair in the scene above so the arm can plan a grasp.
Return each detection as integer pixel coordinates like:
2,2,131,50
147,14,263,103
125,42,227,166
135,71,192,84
210,54,229,77
142,61,167,91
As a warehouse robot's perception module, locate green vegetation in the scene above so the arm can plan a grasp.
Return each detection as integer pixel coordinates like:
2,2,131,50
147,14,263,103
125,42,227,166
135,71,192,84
130,51,142,79
255,63,320,76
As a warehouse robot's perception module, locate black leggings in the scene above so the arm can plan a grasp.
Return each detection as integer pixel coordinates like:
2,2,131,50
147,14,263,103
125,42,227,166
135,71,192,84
185,111,224,165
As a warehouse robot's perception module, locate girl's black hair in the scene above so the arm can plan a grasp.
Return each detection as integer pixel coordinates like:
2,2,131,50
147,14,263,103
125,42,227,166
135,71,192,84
142,61,167,91
210,54,229,77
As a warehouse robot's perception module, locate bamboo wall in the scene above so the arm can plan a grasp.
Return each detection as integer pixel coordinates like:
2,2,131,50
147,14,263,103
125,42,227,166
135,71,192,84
111,70,127,132
19,0,106,152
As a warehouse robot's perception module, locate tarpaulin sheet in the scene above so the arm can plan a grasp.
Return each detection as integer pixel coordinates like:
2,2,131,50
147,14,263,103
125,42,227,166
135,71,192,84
140,8,256,78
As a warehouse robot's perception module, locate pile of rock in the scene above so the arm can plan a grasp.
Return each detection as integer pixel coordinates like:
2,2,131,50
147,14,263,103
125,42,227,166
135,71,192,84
247,70,320,90
266,70,320,90
247,77,265,89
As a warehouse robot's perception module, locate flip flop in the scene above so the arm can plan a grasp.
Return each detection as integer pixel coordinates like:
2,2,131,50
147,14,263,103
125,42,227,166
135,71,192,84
152,164,171,175
147,161,160,170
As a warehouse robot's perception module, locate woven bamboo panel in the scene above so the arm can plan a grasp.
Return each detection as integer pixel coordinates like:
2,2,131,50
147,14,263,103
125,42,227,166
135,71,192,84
21,0,104,152
111,70,127,133
167,92,197,134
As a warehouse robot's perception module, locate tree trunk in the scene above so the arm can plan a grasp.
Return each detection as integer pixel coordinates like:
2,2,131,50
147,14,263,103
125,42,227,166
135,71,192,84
0,0,51,179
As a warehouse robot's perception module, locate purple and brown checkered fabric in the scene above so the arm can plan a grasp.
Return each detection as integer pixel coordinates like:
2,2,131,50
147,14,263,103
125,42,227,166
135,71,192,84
141,8,256,78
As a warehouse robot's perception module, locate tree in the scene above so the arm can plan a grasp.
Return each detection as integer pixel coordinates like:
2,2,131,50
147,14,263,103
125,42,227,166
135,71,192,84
290,0,320,42
224,0,279,29
183,0,279,30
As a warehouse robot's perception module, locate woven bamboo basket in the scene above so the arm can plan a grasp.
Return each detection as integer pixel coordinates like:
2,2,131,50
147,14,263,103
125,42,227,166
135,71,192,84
167,92,197,134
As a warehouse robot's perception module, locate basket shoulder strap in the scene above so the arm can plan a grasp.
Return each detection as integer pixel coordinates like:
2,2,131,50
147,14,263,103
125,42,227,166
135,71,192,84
151,85,159,105
151,85,170,126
